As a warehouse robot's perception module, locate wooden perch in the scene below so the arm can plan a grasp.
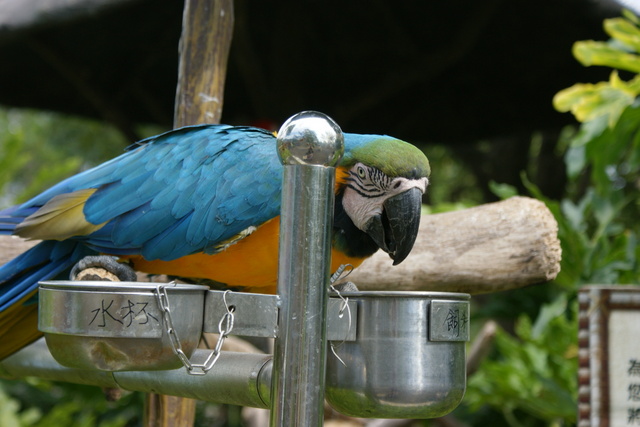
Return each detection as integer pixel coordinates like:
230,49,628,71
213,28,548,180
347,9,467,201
0,196,560,295
349,196,561,294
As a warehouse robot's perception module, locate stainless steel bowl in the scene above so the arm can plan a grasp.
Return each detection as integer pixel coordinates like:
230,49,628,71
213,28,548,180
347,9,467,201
38,281,208,371
325,291,470,419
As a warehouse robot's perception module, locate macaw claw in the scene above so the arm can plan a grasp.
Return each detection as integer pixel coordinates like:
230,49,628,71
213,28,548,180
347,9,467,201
70,255,137,282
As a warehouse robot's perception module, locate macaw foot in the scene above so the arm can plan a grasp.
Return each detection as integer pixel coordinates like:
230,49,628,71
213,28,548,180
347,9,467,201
70,255,138,282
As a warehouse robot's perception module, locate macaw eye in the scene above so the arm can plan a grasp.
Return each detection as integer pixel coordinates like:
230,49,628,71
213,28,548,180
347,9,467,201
356,166,366,179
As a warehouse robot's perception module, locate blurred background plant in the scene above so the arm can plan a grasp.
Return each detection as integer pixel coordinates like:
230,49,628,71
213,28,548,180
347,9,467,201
2,10,640,427
0,108,128,208
461,9,640,427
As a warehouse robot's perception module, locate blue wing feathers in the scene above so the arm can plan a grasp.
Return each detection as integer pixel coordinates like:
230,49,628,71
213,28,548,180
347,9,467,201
145,215,196,260
69,125,282,258
111,203,173,247
171,183,198,218
0,123,293,359
0,125,285,317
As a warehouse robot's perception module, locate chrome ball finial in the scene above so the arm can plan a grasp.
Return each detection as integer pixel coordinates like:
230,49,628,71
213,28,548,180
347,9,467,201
277,111,344,167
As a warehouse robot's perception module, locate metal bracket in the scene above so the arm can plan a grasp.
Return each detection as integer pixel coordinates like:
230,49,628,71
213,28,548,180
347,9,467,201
204,290,357,341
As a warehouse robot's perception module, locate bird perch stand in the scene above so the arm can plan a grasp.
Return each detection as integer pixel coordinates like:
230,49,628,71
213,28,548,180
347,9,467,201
0,112,484,425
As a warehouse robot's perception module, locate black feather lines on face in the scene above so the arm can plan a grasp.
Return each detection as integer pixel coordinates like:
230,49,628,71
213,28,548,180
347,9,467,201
333,178,380,259
345,166,389,199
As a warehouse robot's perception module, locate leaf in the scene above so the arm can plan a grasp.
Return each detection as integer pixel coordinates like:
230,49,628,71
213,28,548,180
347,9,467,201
466,297,578,423
604,17,640,53
553,74,636,126
573,40,640,73
569,114,608,147
553,81,603,114
531,294,568,339
488,181,518,199
623,9,640,26
565,144,585,179
561,196,588,233
591,191,617,228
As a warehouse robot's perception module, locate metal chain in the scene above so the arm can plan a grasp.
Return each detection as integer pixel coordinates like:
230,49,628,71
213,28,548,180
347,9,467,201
155,284,235,375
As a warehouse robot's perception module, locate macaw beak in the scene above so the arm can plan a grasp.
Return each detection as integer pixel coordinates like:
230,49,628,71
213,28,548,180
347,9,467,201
364,187,423,265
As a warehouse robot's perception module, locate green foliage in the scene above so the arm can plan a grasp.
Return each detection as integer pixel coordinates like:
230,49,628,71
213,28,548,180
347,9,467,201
553,71,640,126
0,379,142,427
0,107,129,208
488,180,519,199
546,10,640,287
553,13,640,126
465,11,640,426
466,296,578,426
421,143,484,212
0,383,40,427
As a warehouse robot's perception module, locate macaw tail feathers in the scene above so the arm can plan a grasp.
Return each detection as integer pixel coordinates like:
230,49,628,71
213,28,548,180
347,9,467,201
0,240,96,359
0,292,39,360
0,205,32,234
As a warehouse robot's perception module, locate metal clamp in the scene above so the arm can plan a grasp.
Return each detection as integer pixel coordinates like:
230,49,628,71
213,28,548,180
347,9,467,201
204,290,357,341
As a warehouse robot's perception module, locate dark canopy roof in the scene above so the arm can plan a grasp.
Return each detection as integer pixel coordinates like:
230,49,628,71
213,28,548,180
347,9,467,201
0,0,622,143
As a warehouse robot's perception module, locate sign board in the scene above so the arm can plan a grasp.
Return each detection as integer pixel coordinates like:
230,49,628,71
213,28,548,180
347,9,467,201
579,286,640,427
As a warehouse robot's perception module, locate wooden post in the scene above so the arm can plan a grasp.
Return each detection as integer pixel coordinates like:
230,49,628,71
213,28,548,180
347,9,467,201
143,0,234,426
173,0,234,128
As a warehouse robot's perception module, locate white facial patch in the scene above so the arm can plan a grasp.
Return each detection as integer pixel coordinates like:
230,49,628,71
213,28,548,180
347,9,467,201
341,163,428,231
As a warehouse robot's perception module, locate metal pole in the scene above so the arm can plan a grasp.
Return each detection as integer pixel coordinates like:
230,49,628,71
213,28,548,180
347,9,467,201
270,111,344,427
0,339,273,409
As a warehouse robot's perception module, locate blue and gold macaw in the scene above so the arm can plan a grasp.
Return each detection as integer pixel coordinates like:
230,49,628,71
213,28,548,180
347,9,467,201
0,124,430,359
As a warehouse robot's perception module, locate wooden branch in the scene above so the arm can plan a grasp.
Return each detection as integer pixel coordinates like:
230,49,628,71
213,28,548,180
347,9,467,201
466,320,498,376
173,0,234,127
0,197,560,295
349,196,561,294
143,394,196,427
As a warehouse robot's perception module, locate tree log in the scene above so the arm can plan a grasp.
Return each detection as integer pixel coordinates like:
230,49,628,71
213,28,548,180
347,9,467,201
0,196,560,295
349,196,561,294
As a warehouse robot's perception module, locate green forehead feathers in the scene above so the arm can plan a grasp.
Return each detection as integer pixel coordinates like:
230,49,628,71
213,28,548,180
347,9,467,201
342,136,430,179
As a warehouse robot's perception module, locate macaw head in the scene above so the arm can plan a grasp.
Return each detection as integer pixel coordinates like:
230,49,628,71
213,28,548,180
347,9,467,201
336,134,430,265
